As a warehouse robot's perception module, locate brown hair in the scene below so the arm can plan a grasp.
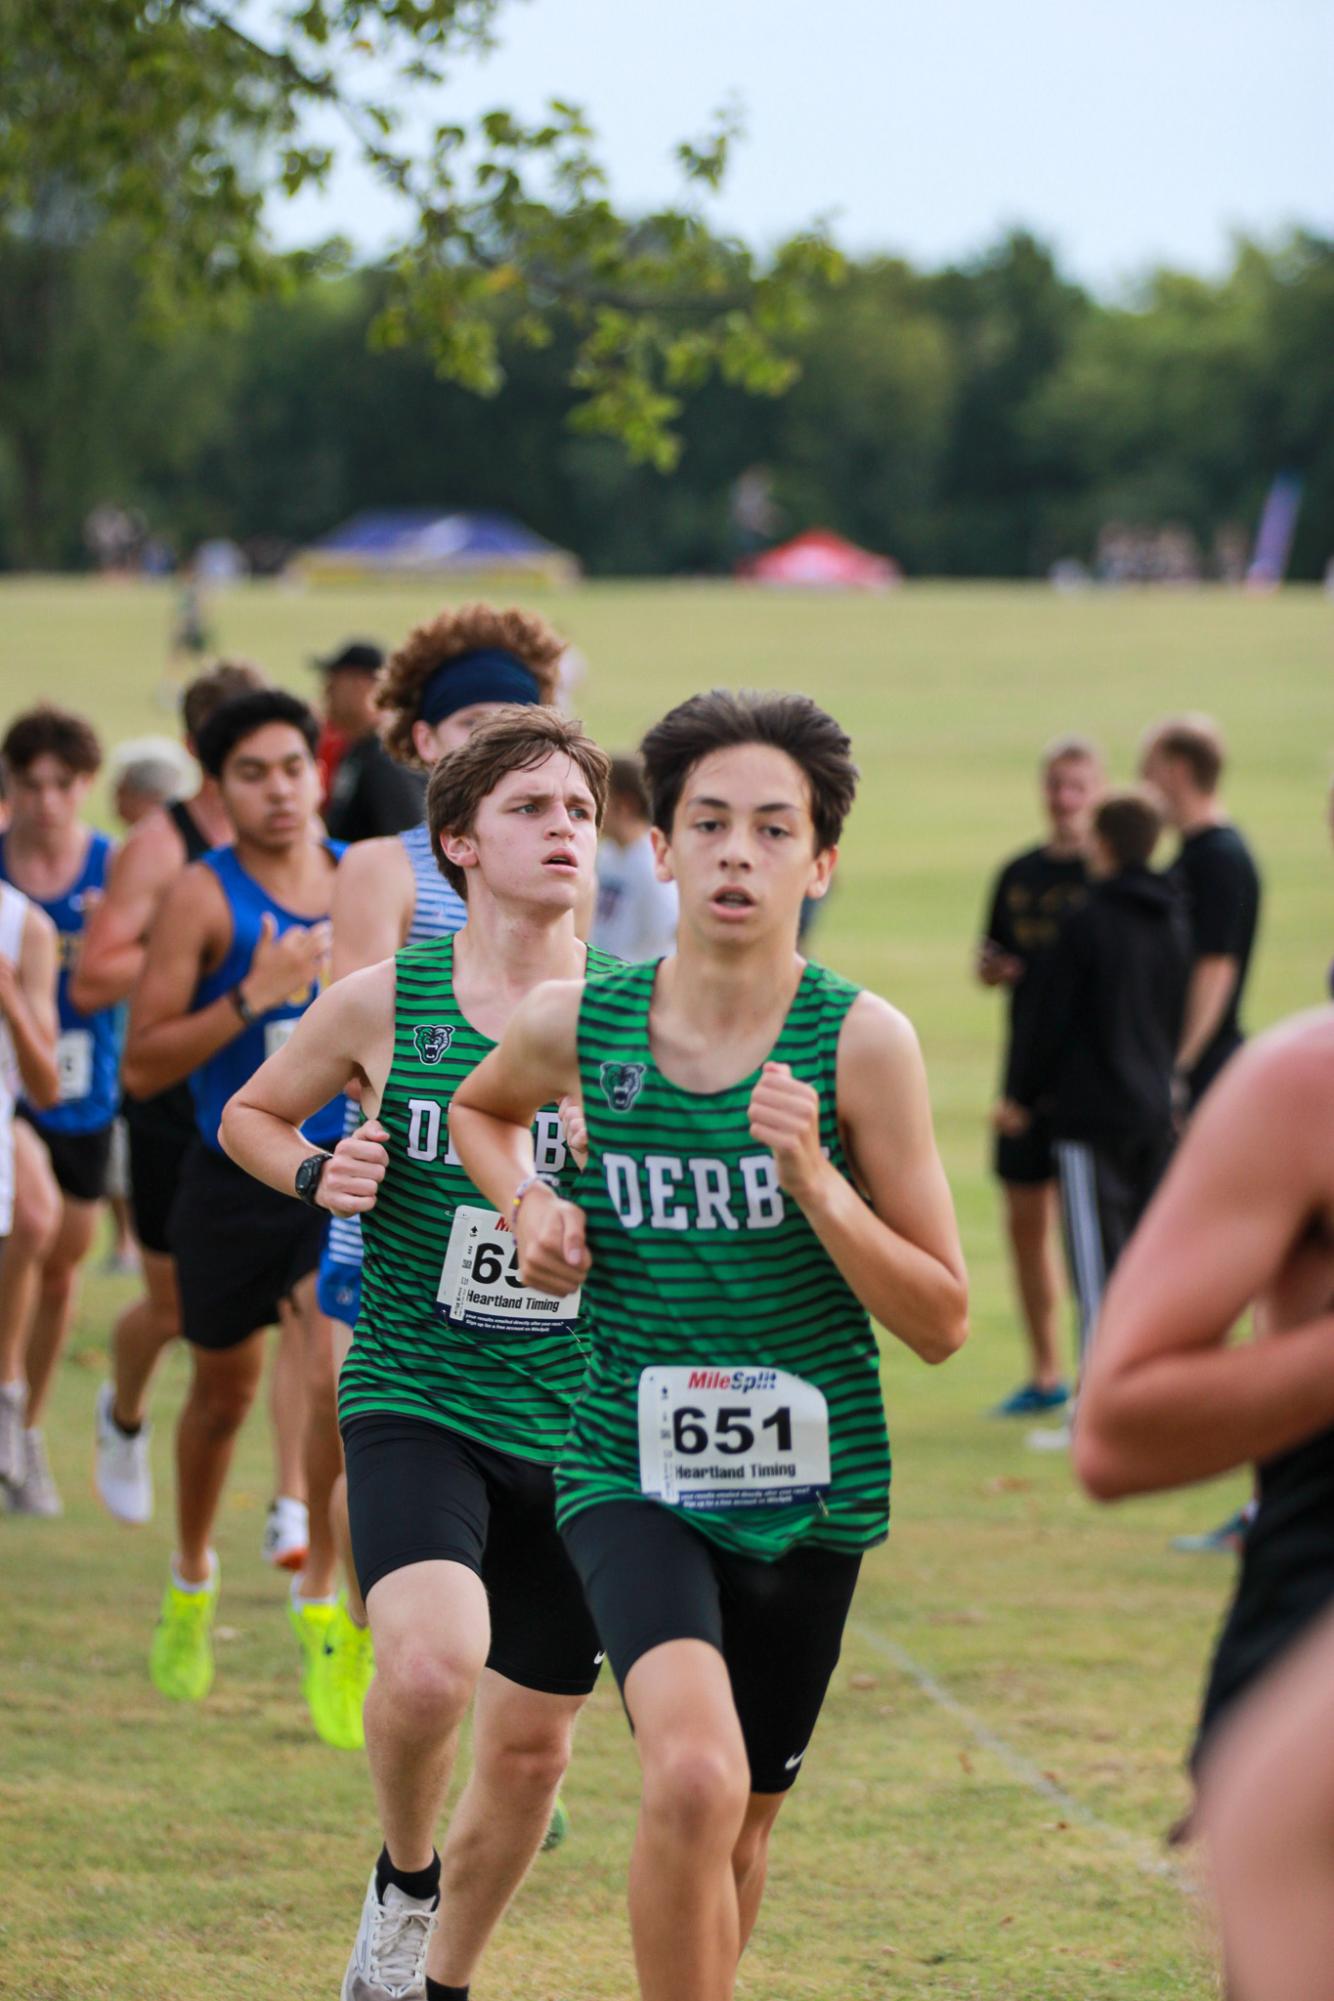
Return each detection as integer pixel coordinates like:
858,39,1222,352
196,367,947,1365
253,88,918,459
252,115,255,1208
1093,786,1163,869
377,603,565,770
181,660,268,746
1041,733,1102,774
1144,714,1225,793
1,704,102,777
640,690,858,853
426,706,610,898
608,755,651,819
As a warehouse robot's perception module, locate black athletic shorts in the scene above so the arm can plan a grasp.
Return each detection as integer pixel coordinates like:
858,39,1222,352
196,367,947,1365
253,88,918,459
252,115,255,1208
563,1499,862,1794
342,1414,604,1697
1193,1422,1334,1771
16,1111,114,1204
168,1142,326,1352
125,1105,196,1256
993,1112,1055,1186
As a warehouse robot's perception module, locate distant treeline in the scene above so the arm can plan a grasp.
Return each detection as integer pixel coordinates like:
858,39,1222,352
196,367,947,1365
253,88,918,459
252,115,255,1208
1,226,1330,578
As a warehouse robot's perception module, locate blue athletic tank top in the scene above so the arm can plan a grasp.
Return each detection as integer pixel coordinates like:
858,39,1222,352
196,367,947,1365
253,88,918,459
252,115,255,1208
0,830,121,1134
190,843,344,1153
324,822,467,1270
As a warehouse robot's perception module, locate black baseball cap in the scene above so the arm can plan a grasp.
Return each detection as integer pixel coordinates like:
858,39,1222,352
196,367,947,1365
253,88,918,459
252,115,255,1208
312,639,384,675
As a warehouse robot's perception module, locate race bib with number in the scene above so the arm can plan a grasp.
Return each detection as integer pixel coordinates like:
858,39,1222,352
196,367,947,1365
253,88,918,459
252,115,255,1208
55,1029,93,1104
437,1205,582,1335
637,1365,831,1511
265,1019,297,1059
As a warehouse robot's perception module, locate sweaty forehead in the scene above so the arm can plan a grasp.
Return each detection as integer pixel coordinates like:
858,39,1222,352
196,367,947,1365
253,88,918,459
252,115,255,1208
20,754,81,785
489,751,592,804
228,724,311,769
683,742,811,813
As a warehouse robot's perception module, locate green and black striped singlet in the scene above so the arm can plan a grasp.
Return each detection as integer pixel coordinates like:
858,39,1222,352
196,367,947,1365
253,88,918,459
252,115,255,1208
555,957,892,1560
339,935,617,1462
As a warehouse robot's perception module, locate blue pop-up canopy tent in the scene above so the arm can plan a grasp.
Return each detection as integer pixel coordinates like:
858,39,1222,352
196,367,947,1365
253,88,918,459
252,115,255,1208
294,509,579,584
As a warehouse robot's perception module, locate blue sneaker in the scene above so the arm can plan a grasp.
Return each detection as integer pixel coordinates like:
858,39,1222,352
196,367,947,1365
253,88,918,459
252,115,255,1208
1171,1504,1255,1555
989,1381,1070,1418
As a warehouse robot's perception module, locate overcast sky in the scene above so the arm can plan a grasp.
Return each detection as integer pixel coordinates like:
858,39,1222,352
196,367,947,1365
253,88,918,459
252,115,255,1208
272,0,1333,291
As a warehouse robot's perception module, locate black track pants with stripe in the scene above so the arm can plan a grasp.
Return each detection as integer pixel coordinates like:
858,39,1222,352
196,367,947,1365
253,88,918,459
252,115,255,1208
1054,1129,1173,1360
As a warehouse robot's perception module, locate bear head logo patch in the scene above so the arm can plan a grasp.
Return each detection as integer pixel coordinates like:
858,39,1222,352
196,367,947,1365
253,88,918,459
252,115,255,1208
599,1060,647,1112
413,1024,454,1065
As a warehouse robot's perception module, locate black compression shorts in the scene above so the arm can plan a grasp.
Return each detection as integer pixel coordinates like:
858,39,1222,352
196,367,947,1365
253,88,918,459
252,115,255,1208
15,1112,114,1204
562,1499,862,1793
169,1142,326,1351
342,1413,604,1698
126,1109,195,1256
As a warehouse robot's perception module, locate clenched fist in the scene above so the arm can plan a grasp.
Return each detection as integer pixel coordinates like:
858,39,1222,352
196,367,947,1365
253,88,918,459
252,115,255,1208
748,1061,826,1203
318,1118,390,1217
242,911,332,1014
514,1181,591,1295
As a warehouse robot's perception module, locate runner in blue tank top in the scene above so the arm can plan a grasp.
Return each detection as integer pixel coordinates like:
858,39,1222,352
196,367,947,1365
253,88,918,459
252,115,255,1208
310,601,566,1757
122,688,344,1713
0,704,122,1517
70,663,266,1535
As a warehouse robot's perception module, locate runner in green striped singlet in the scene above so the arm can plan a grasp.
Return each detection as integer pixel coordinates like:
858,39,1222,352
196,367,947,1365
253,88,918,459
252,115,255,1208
221,707,615,2001
453,690,969,2001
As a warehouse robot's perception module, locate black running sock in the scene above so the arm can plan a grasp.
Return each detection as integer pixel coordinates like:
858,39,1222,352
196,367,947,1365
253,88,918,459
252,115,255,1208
425,1983,468,2000
376,1845,440,1905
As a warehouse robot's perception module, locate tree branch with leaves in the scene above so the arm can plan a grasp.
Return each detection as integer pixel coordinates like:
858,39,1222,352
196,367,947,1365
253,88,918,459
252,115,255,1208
0,0,840,466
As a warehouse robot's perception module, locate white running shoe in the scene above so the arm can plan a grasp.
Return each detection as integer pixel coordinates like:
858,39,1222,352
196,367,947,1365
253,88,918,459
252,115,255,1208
262,1495,310,1571
1026,1421,1073,1453
341,1867,438,2001
8,1428,63,1516
0,1380,26,1488
95,1382,154,1524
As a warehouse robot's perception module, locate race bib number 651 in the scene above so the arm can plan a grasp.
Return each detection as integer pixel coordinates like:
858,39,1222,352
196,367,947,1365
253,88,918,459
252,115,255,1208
638,1365,830,1511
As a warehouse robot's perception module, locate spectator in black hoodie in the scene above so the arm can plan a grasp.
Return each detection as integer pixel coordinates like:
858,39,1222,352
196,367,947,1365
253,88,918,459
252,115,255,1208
998,787,1191,1383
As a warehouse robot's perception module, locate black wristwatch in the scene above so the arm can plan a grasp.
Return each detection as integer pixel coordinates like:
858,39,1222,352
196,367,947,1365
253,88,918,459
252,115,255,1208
230,984,258,1027
294,1153,331,1208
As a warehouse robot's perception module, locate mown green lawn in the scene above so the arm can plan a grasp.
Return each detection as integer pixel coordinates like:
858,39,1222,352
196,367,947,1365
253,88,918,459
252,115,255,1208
2,577,1329,1999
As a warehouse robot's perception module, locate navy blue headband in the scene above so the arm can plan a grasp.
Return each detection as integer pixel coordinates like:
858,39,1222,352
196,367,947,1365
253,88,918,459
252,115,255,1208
418,649,542,726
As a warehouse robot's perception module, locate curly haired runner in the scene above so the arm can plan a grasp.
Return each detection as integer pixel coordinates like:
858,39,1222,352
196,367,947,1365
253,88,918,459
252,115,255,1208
306,604,573,1756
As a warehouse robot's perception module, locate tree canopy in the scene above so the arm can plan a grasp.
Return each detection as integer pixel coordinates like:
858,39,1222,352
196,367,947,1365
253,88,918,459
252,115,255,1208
0,0,838,468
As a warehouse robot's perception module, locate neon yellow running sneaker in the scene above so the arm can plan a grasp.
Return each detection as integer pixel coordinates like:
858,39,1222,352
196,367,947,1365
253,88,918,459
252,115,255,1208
149,1562,219,1703
289,1594,338,1716
306,1601,375,1751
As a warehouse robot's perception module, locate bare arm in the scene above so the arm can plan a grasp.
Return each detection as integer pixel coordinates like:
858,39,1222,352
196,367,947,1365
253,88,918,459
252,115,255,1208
450,980,589,1290
748,993,969,1365
0,905,60,1108
1076,1019,1334,1501
1177,955,1239,1074
220,965,394,1215
122,868,237,1098
122,867,332,1098
330,837,414,982
69,812,181,1013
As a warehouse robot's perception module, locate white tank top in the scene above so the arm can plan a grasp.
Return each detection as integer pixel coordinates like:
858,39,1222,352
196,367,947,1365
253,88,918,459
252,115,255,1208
0,882,28,1236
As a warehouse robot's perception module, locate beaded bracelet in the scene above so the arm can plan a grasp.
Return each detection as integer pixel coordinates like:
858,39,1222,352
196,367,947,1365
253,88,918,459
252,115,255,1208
511,1172,555,1221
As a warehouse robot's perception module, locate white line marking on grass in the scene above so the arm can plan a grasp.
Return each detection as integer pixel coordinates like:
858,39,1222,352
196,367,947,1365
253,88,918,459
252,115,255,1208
851,1623,1197,1895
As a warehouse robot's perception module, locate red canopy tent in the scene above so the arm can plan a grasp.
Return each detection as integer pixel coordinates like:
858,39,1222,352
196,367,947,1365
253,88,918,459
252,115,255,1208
742,529,900,591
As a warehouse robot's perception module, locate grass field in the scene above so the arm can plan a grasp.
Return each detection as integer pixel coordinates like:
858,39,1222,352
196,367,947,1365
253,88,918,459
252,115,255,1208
2,577,1330,2000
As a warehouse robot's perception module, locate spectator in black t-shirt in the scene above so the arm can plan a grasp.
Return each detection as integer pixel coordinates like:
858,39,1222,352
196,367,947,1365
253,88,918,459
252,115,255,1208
999,787,1190,1397
977,735,1102,1417
1140,714,1261,1110
315,640,426,844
